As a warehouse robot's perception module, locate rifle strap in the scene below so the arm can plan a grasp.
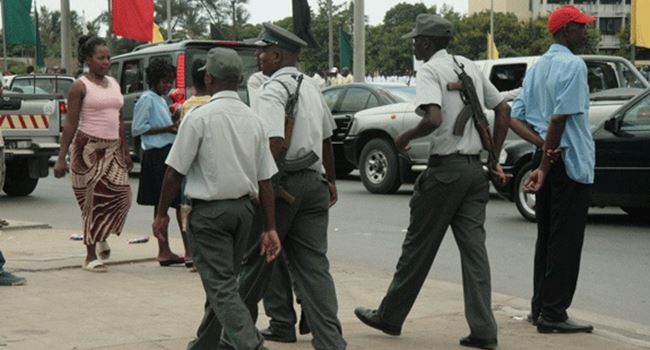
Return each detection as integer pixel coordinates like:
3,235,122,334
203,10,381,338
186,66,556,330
269,74,304,169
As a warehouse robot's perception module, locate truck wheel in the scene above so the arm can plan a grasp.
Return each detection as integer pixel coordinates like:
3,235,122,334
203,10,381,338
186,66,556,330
514,161,537,222
3,162,39,196
359,138,401,194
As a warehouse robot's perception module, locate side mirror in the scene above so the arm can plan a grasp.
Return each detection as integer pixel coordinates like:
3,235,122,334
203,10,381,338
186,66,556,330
604,117,619,132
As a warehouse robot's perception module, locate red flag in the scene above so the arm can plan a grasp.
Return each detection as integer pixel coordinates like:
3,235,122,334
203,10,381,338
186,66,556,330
112,0,154,42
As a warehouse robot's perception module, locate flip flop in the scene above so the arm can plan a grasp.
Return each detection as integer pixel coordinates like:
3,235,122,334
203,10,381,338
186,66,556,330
158,256,185,267
96,241,111,260
83,259,108,273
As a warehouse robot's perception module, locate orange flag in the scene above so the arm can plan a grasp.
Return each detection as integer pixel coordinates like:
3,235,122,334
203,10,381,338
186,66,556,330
112,0,154,42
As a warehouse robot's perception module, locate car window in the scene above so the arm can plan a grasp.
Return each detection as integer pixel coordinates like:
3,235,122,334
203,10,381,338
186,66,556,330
339,87,372,113
366,93,380,109
621,94,650,131
11,78,73,96
323,87,344,112
489,64,527,92
380,85,416,102
110,63,120,81
586,62,618,93
120,59,145,94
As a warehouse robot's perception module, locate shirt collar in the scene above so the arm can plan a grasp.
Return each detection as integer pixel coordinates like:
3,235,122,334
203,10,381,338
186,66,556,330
427,49,449,63
209,90,241,101
270,66,300,79
548,43,573,54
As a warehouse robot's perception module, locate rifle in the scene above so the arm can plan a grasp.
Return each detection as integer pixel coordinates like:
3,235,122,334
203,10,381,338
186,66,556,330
446,56,502,186
273,74,319,204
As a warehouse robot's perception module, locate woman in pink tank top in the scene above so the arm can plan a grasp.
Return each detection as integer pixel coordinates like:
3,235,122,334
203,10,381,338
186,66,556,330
53,35,132,272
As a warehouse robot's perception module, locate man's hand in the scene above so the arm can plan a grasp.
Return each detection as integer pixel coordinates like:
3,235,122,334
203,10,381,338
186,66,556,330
524,168,546,193
152,213,170,242
328,181,338,207
53,158,68,178
545,148,561,164
491,163,513,185
394,132,412,152
260,229,281,262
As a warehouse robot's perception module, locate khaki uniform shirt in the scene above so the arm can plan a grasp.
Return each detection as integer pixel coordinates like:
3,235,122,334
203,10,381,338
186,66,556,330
166,91,277,200
415,49,503,156
255,66,336,172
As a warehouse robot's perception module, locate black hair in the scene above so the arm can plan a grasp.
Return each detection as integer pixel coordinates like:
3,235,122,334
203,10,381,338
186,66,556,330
77,35,107,68
191,59,206,92
145,58,176,86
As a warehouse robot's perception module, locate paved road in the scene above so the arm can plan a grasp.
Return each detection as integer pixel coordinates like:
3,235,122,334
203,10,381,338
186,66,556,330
2,174,649,326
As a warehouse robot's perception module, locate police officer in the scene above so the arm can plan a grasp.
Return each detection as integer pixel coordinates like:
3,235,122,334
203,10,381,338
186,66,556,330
229,23,347,350
152,47,281,350
354,14,511,350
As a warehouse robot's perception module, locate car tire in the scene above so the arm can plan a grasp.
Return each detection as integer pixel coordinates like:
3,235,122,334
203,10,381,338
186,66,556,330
359,138,401,194
514,161,537,222
621,207,650,219
3,161,39,196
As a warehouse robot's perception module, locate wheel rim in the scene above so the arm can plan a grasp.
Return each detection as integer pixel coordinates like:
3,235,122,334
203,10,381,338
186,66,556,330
517,168,536,218
364,149,388,185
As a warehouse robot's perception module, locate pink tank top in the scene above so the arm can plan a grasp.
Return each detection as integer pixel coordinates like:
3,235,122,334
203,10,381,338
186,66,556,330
78,75,124,140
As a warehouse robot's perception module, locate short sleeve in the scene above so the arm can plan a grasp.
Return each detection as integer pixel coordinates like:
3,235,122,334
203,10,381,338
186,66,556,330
132,93,153,136
254,80,289,138
511,93,527,121
554,59,588,116
255,122,278,181
165,118,199,175
414,64,442,117
481,73,504,109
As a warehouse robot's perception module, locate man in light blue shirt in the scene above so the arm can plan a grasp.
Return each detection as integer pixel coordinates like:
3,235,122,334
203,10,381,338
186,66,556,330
510,5,595,334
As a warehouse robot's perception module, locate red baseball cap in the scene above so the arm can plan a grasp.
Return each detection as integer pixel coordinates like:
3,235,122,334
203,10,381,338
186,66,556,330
547,5,596,34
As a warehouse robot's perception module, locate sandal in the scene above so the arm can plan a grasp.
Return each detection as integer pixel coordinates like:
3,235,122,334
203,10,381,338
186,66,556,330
96,241,111,260
83,259,108,272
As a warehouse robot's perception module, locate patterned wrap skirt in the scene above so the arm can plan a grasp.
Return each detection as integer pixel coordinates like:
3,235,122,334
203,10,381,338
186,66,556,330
70,131,132,245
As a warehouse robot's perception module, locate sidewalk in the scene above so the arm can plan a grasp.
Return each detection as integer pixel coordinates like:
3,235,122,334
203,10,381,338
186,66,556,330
1,223,650,350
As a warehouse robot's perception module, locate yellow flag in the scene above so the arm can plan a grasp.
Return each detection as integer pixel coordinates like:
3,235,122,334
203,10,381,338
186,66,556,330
631,0,650,49
152,22,164,43
487,33,499,60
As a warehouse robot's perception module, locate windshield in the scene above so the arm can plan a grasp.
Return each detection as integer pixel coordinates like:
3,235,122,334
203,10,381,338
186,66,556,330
379,85,416,103
11,77,73,96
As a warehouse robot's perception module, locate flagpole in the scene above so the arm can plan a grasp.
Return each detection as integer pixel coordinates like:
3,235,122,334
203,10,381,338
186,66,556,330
328,0,333,69
60,0,72,73
166,0,172,41
352,0,364,82
489,0,494,60
2,0,7,73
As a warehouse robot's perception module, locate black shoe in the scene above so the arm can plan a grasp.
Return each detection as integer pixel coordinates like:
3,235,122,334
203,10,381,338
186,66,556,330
298,309,311,335
260,326,297,343
527,313,540,326
459,335,498,350
353,307,401,336
536,318,594,334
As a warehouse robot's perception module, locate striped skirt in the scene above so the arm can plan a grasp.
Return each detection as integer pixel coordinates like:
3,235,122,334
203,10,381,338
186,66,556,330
70,131,132,245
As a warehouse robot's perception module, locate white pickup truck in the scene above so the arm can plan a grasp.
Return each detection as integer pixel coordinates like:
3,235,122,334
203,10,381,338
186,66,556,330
343,55,649,194
1,92,63,196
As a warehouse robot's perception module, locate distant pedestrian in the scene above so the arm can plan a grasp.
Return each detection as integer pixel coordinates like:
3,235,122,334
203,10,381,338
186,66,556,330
0,250,26,286
339,67,353,84
354,14,511,350
511,5,596,334
132,58,187,267
54,35,132,272
152,47,281,350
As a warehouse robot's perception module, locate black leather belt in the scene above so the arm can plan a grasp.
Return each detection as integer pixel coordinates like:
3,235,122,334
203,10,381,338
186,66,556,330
428,153,479,167
191,195,250,205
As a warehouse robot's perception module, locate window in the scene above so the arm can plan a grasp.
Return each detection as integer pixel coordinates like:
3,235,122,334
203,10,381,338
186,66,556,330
489,64,527,92
110,63,120,81
599,17,623,35
323,87,344,111
120,59,144,94
339,87,373,113
586,62,618,92
366,94,380,109
11,78,73,96
621,94,650,131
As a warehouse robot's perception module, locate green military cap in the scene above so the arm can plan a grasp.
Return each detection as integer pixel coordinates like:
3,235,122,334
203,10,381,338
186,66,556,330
199,47,243,80
401,14,454,39
255,22,308,53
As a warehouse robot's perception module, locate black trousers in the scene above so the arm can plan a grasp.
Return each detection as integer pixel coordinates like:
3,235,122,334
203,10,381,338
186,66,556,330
532,159,591,322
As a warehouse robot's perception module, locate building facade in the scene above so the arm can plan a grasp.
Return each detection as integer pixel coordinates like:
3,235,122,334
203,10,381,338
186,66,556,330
468,0,631,52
